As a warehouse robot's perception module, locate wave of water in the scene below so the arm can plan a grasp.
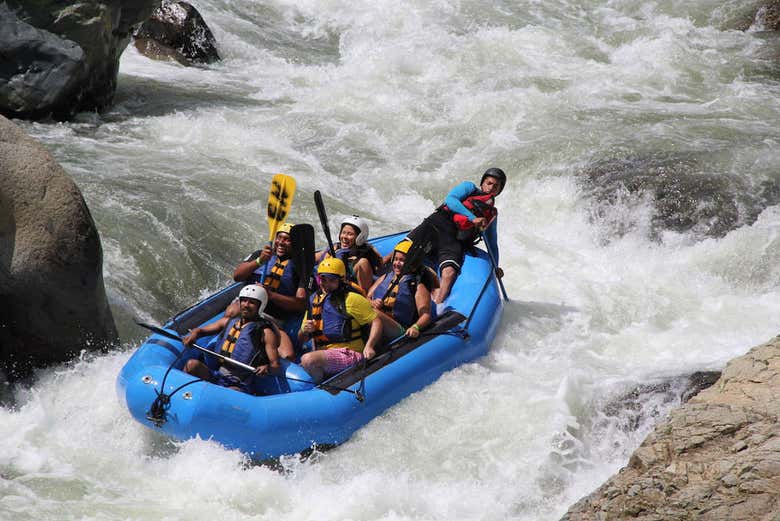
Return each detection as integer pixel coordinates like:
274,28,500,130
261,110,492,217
5,1,780,519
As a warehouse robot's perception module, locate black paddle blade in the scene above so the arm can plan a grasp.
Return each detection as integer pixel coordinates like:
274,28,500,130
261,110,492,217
291,224,316,292
402,233,433,275
314,190,336,257
136,321,181,341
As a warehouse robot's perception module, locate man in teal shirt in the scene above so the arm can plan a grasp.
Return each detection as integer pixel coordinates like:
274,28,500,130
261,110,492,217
408,167,506,303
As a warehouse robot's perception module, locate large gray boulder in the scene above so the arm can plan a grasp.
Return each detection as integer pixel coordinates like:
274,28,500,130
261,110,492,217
0,1,160,120
134,1,221,65
0,115,117,378
561,336,780,521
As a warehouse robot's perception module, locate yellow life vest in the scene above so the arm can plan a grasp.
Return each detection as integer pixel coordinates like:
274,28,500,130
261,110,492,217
263,258,289,291
219,319,246,356
380,274,401,313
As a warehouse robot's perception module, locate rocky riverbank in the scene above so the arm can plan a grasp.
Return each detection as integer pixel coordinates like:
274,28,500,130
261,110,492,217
561,336,780,520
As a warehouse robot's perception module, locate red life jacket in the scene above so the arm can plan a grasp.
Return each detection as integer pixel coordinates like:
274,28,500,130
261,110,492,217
440,191,498,241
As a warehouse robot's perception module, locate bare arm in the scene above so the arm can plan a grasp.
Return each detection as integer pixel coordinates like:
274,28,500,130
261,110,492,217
367,273,387,309
183,316,230,345
406,284,432,338
255,327,281,375
233,245,272,281
268,286,307,313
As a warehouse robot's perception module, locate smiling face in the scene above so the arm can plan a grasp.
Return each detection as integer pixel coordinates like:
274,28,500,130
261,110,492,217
339,224,359,249
274,231,292,257
391,251,406,275
239,297,260,319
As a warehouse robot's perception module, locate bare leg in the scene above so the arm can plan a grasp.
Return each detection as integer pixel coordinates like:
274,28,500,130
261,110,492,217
375,310,405,344
184,359,212,380
300,351,327,382
434,266,457,304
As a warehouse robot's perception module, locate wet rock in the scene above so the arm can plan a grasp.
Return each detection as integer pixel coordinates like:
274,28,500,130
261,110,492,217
579,154,780,241
681,371,722,402
752,1,780,31
134,1,221,65
0,115,117,379
727,1,780,31
561,336,780,521
598,372,721,435
0,1,159,121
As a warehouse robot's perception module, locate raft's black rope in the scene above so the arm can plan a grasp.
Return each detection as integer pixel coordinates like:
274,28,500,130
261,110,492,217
146,346,189,427
147,377,205,427
355,361,367,402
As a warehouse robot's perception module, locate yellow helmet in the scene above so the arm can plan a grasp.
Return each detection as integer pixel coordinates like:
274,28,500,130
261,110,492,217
394,239,412,255
277,222,294,237
317,257,346,278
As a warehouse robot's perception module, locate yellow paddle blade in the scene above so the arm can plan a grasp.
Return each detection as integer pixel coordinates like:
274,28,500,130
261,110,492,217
267,174,296,241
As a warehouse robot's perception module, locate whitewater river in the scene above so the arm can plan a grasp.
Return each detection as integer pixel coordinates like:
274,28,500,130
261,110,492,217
4,1,780,519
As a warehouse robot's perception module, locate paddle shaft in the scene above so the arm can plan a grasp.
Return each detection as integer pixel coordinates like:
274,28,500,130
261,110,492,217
314,190,336,257
480,232,509,301
186,342,355,392
136,322,360,394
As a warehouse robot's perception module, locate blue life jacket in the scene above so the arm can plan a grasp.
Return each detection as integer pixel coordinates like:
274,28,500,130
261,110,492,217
250,255,298,297
374,273,418,328
212,317,271,390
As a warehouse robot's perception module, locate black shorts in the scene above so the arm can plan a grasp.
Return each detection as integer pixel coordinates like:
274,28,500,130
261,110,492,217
408,211,466,274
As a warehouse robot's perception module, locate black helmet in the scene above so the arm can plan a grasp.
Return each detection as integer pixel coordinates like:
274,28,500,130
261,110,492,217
480,167,506,194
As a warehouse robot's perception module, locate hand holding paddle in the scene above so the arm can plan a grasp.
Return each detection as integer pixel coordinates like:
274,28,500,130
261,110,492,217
481,232,509,301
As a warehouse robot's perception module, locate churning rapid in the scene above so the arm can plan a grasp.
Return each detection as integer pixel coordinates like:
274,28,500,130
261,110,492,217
4,1,780,519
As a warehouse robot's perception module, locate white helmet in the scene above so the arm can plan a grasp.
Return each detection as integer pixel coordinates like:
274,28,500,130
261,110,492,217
341,215,369,246
238,284,268,316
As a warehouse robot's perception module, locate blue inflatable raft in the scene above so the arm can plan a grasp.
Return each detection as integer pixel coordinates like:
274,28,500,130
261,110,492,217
116,232,504,459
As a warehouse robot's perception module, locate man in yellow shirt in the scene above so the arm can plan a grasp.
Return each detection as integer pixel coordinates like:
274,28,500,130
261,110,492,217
299,258,382,382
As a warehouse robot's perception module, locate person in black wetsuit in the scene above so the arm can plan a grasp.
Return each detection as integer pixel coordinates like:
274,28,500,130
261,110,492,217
407,167,506,303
